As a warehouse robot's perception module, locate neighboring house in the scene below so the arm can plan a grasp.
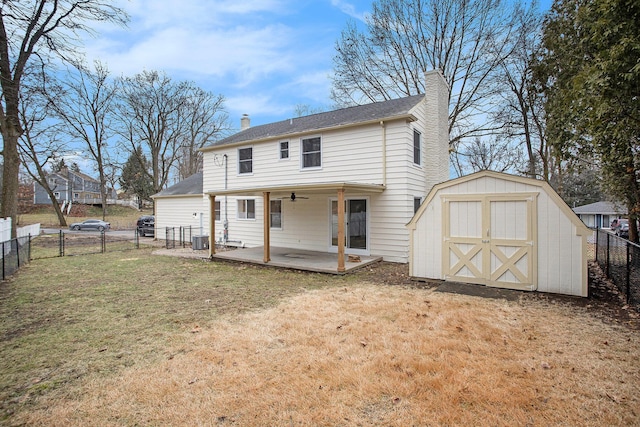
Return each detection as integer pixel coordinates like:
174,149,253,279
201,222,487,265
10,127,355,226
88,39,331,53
154,70,450,267
33,168,115,205
572,201,627,228
154,172,208,235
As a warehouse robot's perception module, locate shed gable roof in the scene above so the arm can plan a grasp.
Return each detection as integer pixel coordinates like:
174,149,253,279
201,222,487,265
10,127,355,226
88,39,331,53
407,170,591,236
204,94,425,149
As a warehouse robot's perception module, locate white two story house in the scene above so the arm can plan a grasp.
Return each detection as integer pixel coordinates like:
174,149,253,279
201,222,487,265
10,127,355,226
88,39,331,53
154,71,449,271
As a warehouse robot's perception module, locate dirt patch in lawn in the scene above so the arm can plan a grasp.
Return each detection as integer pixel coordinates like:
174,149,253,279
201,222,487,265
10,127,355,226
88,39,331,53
12,262,640,426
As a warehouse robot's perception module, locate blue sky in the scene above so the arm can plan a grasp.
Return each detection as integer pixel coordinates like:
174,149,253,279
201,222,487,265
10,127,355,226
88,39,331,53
84,0,552,132
84,0,371,130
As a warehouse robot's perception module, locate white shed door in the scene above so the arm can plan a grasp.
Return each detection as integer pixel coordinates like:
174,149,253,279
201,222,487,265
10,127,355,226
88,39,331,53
443,194,537,291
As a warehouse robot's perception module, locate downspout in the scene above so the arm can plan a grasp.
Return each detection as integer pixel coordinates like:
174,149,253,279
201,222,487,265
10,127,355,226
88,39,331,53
380,121,387,186
223,154,228,243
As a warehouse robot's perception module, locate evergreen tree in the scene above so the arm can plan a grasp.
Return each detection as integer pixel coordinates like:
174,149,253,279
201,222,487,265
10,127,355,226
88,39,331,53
120,146,153,209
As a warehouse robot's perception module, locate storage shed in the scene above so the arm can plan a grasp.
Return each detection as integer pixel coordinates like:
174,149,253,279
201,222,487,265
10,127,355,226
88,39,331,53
407,171,591,297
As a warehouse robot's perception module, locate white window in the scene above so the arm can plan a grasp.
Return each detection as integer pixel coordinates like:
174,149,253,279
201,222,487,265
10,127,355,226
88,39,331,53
238,147,253,174
270,200,282,229
279,141,289,160
214,200,221,221
301,136,321,169
53,192,60,199
413,129,421,165
237,199,255,219
74,193,79,199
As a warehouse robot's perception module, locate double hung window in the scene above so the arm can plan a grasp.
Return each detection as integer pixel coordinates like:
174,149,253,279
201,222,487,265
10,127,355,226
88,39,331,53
238,147,253,174
301,137,321,169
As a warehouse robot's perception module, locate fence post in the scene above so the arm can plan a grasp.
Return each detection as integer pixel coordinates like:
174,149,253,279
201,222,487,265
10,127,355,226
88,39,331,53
135,228,139,249
15,238,19,267
101,230,105,253
28,234,32,261
2,241,5,281
606,232,610,278
594,228,599,262
626,242,631,303
59,230,64,257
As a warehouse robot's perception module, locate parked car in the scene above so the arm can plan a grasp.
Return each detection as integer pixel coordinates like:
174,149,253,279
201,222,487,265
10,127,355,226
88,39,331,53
136,215,155,237
69,219,110,231
613,218,629,237
616,220,629,238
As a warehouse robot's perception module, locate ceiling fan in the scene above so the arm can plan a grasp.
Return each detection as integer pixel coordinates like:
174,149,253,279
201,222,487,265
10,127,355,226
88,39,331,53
286,192,309,202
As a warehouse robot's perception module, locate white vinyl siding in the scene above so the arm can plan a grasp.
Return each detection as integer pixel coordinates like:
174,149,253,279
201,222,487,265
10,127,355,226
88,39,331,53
199,96,449,263
155,195,209,241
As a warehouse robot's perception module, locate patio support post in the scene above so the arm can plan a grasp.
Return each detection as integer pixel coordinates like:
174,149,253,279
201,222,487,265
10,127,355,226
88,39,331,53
209,194,216,257
337,188,345,272
263,192,271,263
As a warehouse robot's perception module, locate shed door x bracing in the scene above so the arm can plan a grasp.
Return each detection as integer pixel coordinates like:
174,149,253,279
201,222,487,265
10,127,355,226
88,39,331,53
442,194,538,291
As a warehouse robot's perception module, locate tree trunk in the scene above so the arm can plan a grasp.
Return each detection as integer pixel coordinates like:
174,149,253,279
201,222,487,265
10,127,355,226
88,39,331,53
0,131,20,238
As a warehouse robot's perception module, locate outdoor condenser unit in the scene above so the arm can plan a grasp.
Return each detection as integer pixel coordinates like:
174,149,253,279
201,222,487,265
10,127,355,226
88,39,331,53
192,235,209,250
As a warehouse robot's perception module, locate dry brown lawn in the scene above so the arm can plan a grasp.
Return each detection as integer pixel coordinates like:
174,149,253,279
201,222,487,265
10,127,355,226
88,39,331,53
14,279,640,426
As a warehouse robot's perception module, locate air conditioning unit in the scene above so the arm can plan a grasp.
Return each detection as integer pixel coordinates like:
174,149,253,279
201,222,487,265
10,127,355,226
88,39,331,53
192,235,209,250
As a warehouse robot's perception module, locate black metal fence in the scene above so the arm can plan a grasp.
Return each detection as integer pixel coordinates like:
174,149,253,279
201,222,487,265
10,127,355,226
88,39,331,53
594,229,640,308
164,226,194,249
1,236,32,280
30,230,142,260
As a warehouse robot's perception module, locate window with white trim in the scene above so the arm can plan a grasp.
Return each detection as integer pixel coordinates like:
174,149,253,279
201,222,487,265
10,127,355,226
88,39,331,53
214,200,221,221
301,136,321,169
237,199,255,219
413,129,421,165
270,200,282,229
279,141,289,159
238,147,253,174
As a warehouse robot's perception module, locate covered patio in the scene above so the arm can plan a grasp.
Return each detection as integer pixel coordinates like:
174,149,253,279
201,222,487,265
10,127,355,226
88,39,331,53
206,182,386,274
211,246,382,274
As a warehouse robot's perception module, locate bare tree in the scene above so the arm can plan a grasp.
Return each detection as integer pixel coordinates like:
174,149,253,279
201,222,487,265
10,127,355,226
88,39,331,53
491,2,550,180
331,0,517,152
17,77,69,227
176,87,230,181
455,136,524,173
47,61,116,220
0,0,127,237
117,71,190,194
118,71,229,190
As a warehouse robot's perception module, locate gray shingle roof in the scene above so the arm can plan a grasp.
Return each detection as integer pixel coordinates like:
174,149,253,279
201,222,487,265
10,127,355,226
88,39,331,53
572,201,627,215
206,93,425,148
154,172,203,197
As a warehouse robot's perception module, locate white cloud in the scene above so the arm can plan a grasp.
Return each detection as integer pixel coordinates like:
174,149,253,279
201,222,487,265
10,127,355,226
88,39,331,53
330,0,368,22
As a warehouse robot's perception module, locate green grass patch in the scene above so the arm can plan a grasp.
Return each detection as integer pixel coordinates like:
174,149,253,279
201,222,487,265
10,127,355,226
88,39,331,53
0,249,346,417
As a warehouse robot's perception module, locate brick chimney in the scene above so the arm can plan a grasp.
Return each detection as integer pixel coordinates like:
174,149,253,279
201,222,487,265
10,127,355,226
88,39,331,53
241,114,250,131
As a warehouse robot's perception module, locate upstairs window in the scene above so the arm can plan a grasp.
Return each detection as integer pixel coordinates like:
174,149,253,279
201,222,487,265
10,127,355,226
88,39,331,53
413,130,421,165
279,141,289,159
301,136,321,169
238,147,253,174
